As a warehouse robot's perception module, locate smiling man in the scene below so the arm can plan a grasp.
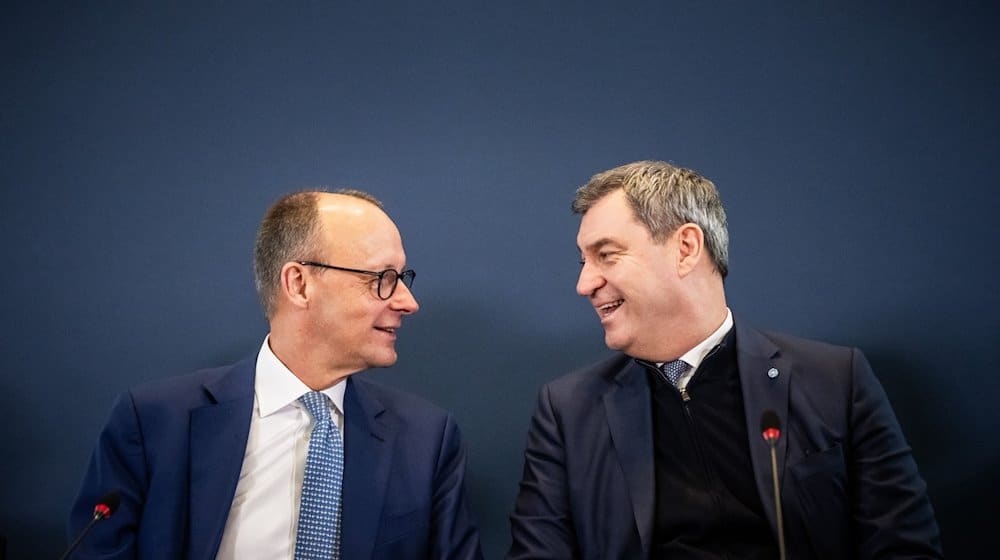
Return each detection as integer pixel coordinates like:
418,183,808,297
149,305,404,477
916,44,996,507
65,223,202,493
70,190,483,559
507,161,942,559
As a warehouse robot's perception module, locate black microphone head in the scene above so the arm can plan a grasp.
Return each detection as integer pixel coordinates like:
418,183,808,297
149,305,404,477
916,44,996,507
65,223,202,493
760,410,781,433
97,491,121,516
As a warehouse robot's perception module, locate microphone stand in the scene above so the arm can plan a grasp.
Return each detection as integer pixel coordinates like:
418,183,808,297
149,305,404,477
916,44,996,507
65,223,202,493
766,437,786,560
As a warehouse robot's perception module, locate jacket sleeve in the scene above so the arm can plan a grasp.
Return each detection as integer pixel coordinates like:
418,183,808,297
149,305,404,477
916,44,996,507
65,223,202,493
429,414,485,560
67,391,148,559
506,384,582,560
848,348,943,558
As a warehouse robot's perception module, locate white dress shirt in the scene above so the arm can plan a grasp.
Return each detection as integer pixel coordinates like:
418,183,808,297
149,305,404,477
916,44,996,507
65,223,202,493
669,308,734,391
216,336,346,559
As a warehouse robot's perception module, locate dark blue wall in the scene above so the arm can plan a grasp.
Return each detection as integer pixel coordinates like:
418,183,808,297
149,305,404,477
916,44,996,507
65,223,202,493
2,2,997,558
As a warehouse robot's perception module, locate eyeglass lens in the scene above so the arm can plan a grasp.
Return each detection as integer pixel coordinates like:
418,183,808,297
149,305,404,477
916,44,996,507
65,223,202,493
377,269,415,299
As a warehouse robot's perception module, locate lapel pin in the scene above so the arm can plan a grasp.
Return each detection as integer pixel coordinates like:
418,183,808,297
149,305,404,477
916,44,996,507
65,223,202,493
767,367,779,379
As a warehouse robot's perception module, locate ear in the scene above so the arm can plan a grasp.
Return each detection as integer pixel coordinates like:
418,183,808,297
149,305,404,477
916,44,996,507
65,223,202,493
279,261,311,310
675,223,705,277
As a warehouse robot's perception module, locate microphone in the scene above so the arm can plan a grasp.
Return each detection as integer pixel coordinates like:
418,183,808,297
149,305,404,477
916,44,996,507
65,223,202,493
760,411,786,560
59,491,120,560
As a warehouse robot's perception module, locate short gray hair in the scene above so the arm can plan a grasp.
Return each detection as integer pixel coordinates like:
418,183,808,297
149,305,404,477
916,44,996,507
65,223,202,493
572,160,729,277
253,188,384,318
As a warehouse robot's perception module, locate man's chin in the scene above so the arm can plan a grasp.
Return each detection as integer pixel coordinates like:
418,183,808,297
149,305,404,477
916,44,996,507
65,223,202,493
368,350,399,369
603,332,628,352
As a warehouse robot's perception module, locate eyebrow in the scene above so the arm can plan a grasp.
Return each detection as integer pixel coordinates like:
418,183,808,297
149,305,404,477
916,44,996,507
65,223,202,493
374,264,406,271
386,260,412,270
579,237,621,254
362,256,407,271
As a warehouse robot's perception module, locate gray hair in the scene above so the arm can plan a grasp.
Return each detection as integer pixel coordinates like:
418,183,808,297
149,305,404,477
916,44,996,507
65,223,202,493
253,188,384,318
572,160,729,277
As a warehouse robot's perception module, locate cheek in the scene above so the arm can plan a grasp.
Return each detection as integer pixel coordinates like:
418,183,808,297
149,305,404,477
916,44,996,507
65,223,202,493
357,301,392,327
601,268,625,290
319,300,369,333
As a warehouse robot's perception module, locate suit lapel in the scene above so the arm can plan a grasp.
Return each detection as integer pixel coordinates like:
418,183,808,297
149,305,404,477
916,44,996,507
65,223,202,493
188,356,256,560
735,320,791,540
340,377,394,559
603,360,655,557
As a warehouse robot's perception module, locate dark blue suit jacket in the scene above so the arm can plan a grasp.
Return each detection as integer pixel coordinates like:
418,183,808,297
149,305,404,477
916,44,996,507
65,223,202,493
508,318,942,559
69,355,483,559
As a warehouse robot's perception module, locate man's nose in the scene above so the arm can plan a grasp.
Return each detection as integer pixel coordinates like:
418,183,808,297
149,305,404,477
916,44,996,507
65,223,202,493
576,261,604,297
391,280,419,314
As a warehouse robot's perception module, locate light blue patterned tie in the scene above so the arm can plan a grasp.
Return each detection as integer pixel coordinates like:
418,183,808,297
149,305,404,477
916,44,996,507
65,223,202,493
295,391,343,560
660,359,690,387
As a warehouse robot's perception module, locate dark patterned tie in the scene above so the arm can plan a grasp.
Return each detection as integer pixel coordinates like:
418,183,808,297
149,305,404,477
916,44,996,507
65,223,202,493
660,359,690,387
295,391,344,560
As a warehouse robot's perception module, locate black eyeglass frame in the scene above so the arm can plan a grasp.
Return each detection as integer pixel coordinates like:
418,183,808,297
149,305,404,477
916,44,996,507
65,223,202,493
297,260,416,300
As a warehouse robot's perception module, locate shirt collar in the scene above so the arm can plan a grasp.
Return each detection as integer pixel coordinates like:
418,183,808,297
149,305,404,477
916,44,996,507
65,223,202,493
255,335,347,417
678,308,734,370
654,308,734,370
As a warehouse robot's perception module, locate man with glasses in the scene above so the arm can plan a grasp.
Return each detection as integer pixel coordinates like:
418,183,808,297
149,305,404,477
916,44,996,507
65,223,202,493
70,190,484,559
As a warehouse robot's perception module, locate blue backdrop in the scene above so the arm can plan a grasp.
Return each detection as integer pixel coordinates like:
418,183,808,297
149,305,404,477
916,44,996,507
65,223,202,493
2,2,998,558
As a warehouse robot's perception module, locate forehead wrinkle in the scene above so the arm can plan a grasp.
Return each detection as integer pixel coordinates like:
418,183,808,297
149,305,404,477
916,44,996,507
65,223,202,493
355,233,407,272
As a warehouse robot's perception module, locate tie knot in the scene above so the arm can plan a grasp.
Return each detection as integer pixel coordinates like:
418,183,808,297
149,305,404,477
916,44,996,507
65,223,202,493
660,359,689,386
299,391,332,422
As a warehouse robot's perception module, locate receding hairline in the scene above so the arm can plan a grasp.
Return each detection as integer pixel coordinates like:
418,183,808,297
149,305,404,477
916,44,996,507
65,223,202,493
315,190,384,211
312,192,397,237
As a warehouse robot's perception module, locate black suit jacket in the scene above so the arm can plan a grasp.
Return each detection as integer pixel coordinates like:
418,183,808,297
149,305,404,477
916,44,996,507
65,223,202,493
508,318,942,559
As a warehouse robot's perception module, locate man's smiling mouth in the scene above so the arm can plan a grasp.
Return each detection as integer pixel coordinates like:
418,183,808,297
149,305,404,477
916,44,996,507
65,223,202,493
598,300,624,317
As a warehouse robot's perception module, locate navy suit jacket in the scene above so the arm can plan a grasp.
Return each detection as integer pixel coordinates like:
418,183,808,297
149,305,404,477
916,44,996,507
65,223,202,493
69,355,483,560
508,318,942,559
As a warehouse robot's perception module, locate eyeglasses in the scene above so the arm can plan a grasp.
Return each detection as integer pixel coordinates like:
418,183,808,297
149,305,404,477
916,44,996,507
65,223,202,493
297,261,416,300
